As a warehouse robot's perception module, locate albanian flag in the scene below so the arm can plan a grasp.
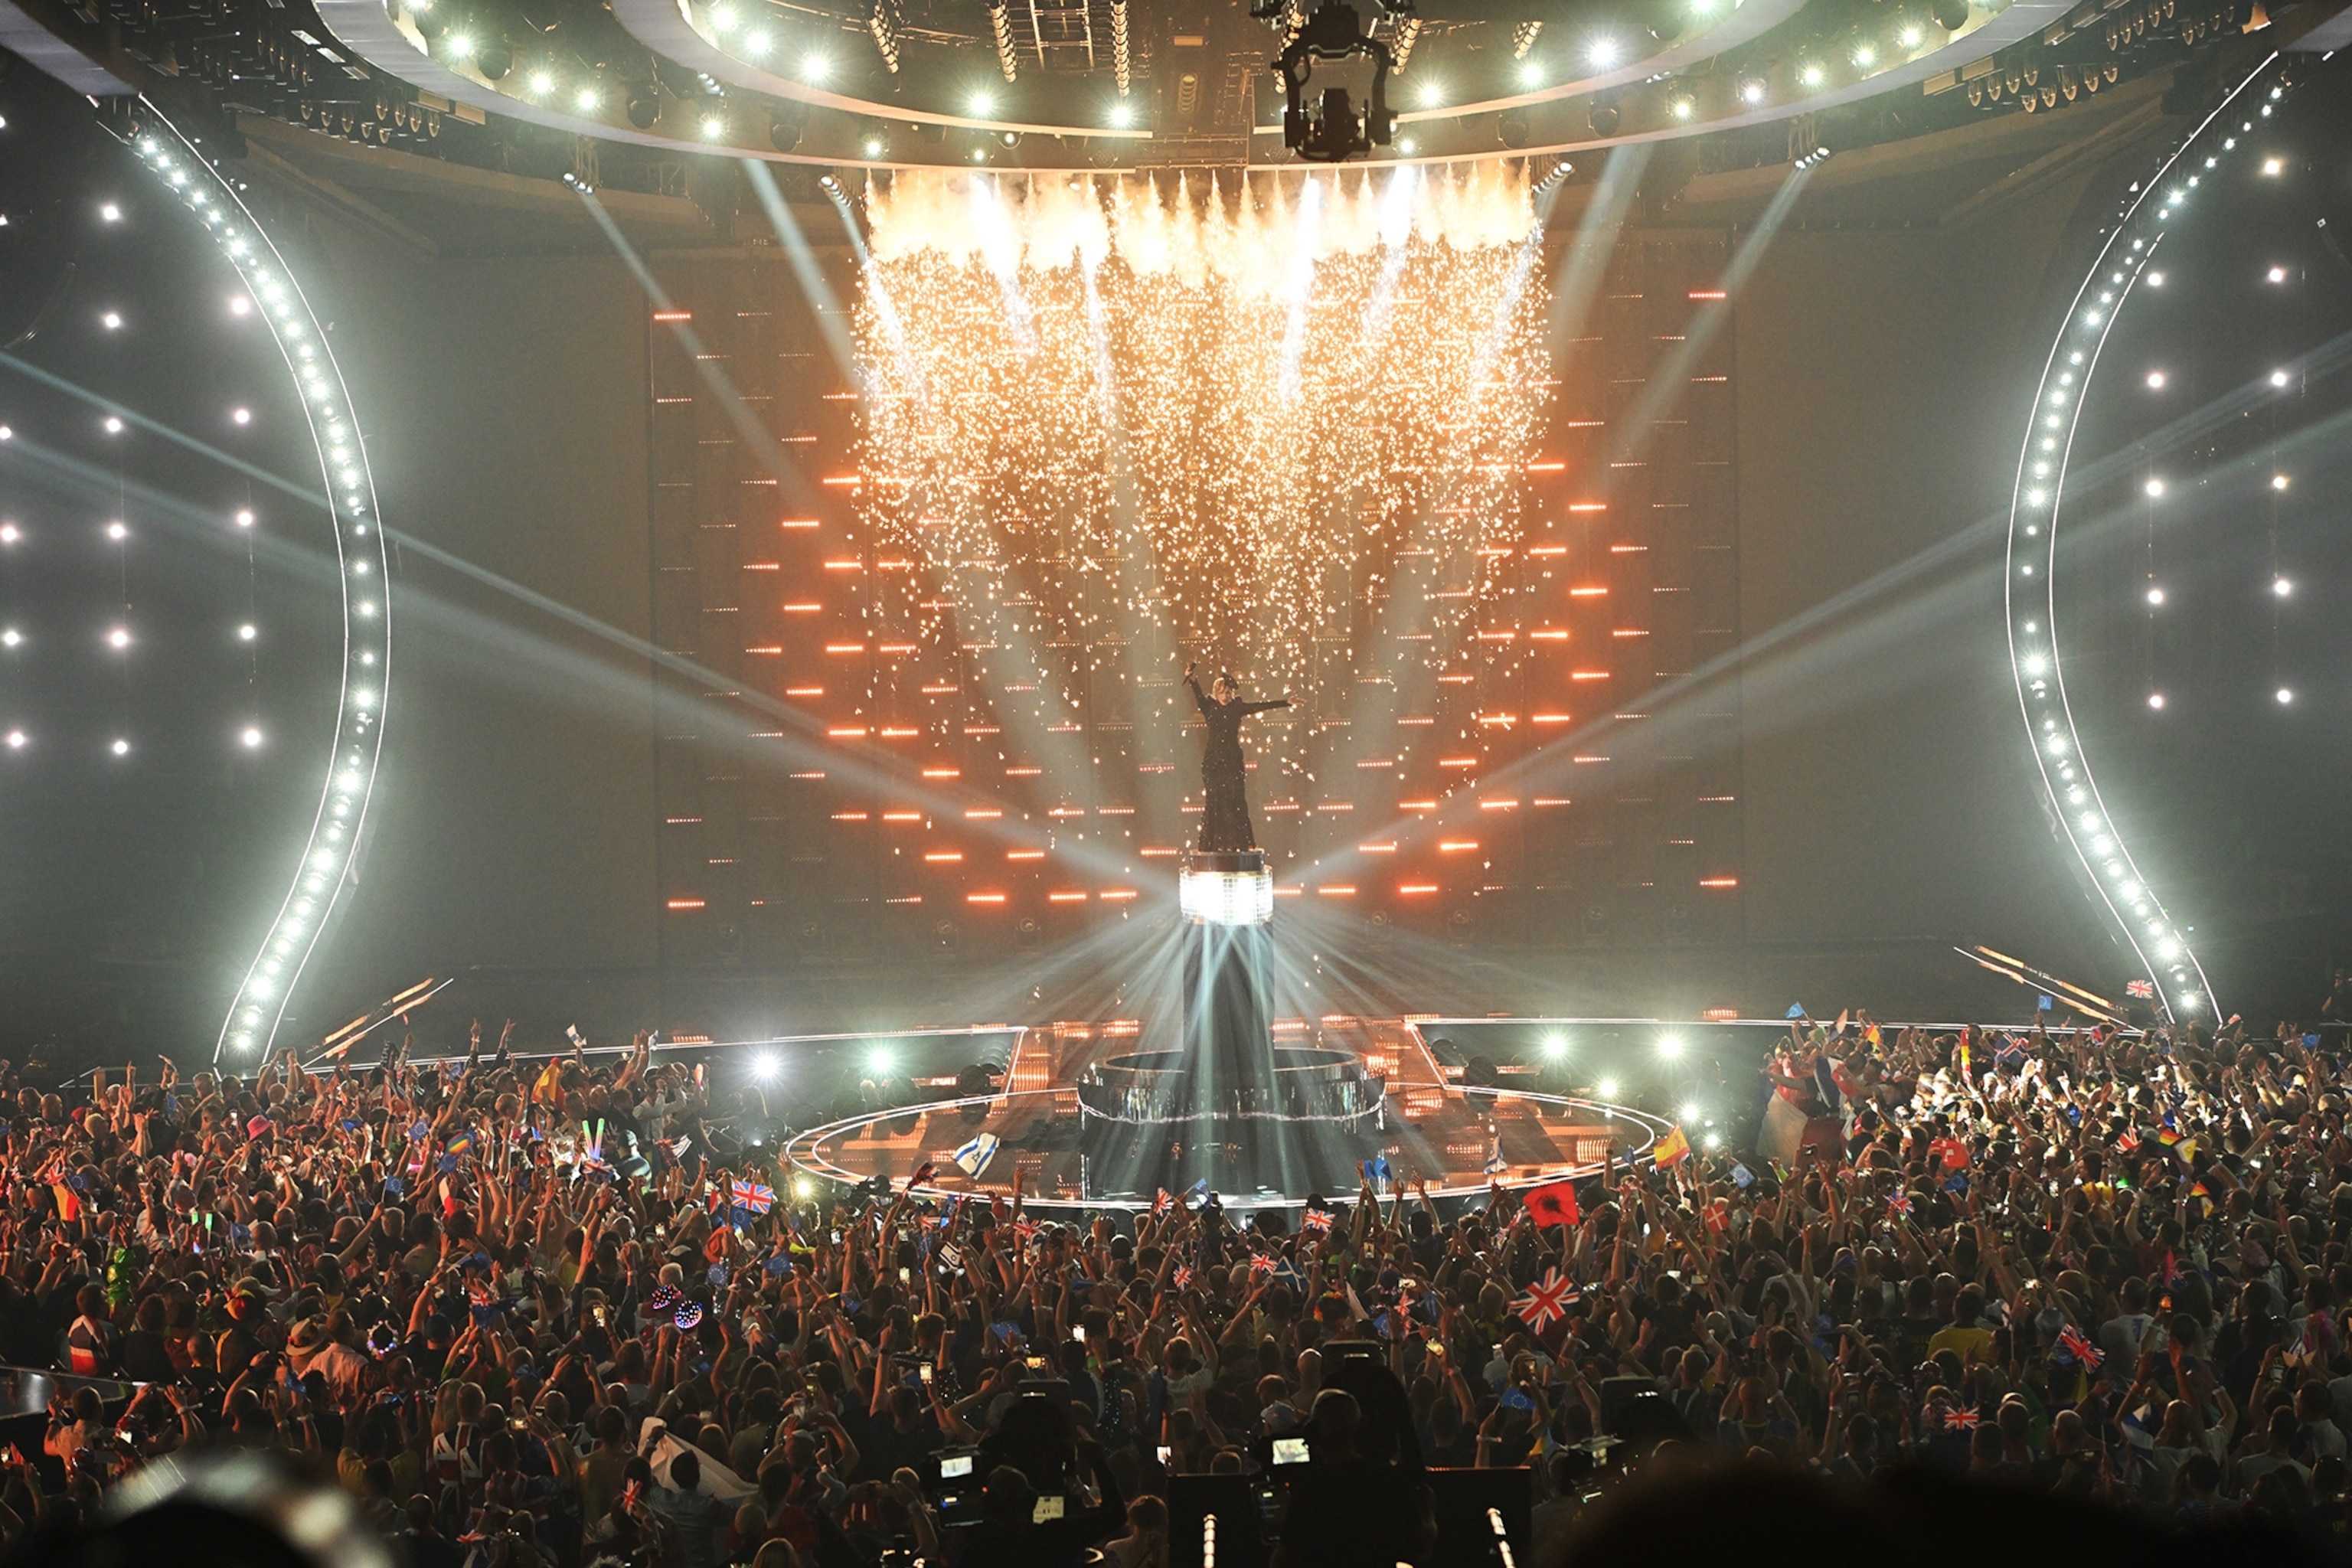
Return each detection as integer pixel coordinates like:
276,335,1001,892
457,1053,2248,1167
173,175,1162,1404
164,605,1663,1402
1523,1180,1581,1230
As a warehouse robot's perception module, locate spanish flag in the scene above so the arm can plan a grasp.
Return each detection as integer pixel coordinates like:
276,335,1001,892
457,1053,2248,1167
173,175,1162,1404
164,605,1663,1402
532,1058,566,1106
1652,1125,1692,1168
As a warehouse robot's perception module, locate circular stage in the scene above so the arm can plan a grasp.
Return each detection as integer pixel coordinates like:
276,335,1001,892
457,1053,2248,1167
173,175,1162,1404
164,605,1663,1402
781,1017,1675,1212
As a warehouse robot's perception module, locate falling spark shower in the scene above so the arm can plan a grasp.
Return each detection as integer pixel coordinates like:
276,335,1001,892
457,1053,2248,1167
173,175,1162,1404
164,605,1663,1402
847,164,1553,795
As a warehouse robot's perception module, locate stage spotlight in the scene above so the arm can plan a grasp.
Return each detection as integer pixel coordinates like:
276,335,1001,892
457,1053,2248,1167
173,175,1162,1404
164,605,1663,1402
1596,1076,1620,1099
1704,1132,1723,1150
770,110,805,152
1589,100,1621,136
1658,1034,1684,1059
998,128,1021,147
1272,0,1399,162
1736,71,1767,104
860,122,890,158
1680,1101,1701,1122
869,1046,897,1074
1668,91,1696,120
478,41,513,79
792,1174,815,1199
1541,1034,1567,1060
752,1053,778,1079
626,85,661,129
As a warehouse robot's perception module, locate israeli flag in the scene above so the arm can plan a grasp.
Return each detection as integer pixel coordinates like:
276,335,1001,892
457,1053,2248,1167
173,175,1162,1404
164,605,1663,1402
1484,1141,1508,1177
952,1132,1001,1178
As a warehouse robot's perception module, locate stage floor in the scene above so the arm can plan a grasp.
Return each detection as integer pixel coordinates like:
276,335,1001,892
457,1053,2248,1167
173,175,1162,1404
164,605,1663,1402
781,1017,1675,1210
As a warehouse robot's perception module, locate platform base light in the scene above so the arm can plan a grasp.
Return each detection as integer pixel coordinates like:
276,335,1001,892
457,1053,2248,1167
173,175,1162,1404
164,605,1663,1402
1179,866,1274,926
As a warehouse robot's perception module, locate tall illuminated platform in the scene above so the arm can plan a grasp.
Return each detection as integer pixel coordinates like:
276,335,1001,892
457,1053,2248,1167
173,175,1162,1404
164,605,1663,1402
1178,851,1278,1119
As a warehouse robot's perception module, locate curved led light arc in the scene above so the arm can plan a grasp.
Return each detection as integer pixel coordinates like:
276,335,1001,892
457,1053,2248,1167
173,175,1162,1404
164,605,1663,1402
2003,57,2280,1024
130,109,393,1063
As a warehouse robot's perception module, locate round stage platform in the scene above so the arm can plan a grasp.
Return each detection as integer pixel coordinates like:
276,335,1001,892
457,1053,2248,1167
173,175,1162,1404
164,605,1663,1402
780,1017,1675,1211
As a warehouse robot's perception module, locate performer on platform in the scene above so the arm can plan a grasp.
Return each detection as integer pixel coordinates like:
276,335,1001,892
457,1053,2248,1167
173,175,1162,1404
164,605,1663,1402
1183,660,1289,853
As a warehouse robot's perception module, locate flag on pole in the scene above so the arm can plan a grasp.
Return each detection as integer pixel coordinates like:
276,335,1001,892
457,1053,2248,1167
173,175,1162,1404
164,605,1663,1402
952,1133,1001,1178
1651,1126,1691,1168
1485,1139,1508,1177
1150,1188,1173,1217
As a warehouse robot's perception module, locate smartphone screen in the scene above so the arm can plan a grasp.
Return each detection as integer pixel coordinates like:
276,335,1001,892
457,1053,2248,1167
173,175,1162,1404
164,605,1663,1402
1073,1325,1086,1343
1032,1495,1065,1523
1156,1444,1173,1465
919,1364,934,1384
1272,1437,1309,1465
939,1453,973,1479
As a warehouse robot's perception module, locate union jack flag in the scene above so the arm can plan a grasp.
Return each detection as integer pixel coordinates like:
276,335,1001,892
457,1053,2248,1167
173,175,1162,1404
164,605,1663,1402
731,1179,776,1216
1250,1254,1277,1276
1150,1188,1173,1217
1300,1208,1333,1234
1942,1404,1981,1432
1511,1267,1578,1332
2116,1129,2141,1155
1171,1264,1195,1289
2126,979,2155,1000
2056,1325,2103,1370
1888,1191,1913,1215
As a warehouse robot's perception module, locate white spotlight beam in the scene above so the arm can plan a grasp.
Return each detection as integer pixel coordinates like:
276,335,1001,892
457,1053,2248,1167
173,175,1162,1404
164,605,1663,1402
131,108,393,1064
2002,59,2282,1025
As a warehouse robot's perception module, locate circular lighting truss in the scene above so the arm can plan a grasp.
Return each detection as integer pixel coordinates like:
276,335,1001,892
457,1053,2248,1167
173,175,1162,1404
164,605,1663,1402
129,109,392,1063
2002,57,2285,1026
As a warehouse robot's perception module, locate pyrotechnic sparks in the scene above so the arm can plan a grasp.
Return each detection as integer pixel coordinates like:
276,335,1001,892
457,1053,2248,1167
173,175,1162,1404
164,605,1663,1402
848,165,1551,797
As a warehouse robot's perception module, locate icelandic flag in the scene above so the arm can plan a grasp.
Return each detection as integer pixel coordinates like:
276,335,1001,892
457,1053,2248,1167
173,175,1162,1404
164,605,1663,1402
1185,1178,1212,1207
731,1179,775,1216
952,1132,1001,1178
1785,1004,1808,1021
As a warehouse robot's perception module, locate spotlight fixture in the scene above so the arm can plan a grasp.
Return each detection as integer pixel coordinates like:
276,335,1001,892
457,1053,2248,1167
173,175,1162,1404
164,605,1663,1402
1108,99,1135,127
1534,158,1574,194
1853,43,1878,66
1390,13,1421,71
1586,33,1619,66
969,90,996,117
868,0,902,73
1514,19,1544,57
626,84,660,129
1498,108,1530,146
1111,0,1133,92
1929,0,1968,27
1658,1034,1684,1060
478,40,513,79
2145,586,2164,605
2148,692,2165,708
1736,71,1767,104
1898,22,1923,46
1517,59,1543,87
1589,99,1621,136
769,110,805,152
1799,61,1825,86
1260,0,1404,162
528,70,553,93
1794,143,1832,170
860,125,889,158
1668,91,1696,119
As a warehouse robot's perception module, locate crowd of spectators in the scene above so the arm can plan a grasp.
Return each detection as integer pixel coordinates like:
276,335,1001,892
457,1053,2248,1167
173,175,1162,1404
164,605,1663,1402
0,1008,2348,1566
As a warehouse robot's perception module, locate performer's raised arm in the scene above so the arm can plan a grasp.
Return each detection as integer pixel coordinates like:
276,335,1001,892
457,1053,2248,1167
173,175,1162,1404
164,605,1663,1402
1242,697,1291,715
1182,660,1212,716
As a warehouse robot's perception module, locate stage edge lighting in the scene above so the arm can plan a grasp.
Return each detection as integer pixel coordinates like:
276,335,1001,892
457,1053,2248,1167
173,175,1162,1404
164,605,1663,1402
1998,56,2284,1023
131,110,392,1063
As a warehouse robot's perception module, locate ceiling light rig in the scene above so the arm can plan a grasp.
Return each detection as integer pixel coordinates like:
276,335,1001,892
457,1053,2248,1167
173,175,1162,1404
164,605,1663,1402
986,0,1019,83
128,113,393,1063
1111,0,1132,95
868,0,902,74
1258,0,1410,162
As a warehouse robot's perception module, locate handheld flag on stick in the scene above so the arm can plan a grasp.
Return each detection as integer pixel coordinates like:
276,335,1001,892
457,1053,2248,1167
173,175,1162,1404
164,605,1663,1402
952,1133,1001,1178
1523,1180,1581,1230
1299,1207,1333,1235
731,1179,776,1216
1651,1126,1691,1168
1511,1267,1579,1332
2056,1325,2104,1370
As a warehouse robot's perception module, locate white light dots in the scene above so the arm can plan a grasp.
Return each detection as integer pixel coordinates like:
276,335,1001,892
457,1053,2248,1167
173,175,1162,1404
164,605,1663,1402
109,737,130,756
2272,577,2292,597
235,509,254,528
103,416,123,434
2277,688,2294,704
2144,479,2164,498
238,622,256,641
2145,371,2165,389
2,731,21,750
2271,474,2289,491
241,726,265,749
2146,693,2166,709
2265,266,2286,283
231,407,251,425
2270,369,2290,387
100,202,120,222
101,311,122,330
2146,586,2164,606
106,626,131,650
